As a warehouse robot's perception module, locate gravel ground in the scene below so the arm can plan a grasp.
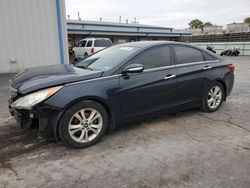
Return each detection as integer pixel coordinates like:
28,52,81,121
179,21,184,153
0,56,249,188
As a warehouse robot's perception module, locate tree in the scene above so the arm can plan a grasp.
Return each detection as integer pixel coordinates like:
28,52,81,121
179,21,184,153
244,17,250,25
188,19,204,29
204,22,213,27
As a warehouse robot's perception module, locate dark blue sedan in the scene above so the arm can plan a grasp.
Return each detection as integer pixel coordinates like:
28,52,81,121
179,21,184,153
9,41,235,148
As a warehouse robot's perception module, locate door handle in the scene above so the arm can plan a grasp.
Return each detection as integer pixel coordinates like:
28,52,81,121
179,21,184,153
164,74,176,80
203,66,212,70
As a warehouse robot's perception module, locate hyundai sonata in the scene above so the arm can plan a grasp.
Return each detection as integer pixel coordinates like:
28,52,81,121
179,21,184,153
9,41,234,148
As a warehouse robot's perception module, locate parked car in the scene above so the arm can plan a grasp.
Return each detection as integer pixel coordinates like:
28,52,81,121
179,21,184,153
72,38,113,60
9,41,235,148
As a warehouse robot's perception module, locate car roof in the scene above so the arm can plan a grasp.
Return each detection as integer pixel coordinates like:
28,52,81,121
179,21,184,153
117,41,180,48
115,41,222,59
80,38,111,41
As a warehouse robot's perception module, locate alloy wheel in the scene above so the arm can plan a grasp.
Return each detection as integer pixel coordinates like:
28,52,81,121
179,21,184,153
207,86,222,109
68,108,103,143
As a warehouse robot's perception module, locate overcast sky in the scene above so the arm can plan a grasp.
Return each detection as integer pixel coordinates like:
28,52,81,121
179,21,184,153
65,0,250,29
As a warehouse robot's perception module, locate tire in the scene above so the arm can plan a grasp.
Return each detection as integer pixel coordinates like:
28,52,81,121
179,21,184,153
58,100,109,148
72,52,78,61
84,53,88,59
201,81,225,112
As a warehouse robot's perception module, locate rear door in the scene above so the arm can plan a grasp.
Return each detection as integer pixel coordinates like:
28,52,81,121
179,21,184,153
120,45,178,121
86,40,93,56
173,44,218,106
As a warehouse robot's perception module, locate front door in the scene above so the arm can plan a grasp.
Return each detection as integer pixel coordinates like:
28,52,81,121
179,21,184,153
79,40,87,58
120,45,177,121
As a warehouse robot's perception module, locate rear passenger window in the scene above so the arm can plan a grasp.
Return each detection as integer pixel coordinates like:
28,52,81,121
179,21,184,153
129,46,171,69
94,40,112,47
86,41,93,47
174,45,204,64
202,52,217,61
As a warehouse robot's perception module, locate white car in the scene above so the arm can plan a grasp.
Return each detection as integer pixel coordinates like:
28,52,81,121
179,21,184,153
73,38,113,60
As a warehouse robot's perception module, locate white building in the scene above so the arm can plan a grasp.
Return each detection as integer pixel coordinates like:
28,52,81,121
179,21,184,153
0,0,68,74
203,25,223,35
185,28,202,36
67,20,192,46
226,23,250,33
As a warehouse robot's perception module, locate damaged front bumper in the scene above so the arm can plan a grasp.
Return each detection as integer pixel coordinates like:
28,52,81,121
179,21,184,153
9,103,63,138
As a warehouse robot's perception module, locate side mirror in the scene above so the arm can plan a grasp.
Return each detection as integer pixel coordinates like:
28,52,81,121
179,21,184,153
121,64,144,75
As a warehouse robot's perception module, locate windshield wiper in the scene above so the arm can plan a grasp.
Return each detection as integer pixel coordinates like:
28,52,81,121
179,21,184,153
76,65,94,71
85,67,94,71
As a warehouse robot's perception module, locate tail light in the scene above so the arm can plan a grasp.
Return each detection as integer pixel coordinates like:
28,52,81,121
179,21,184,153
90,48,94,54
227,65,235,72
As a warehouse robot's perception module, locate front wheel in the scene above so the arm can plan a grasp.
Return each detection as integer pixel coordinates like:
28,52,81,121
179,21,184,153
59,101,109,148
201,82,225,112
72,52,78,61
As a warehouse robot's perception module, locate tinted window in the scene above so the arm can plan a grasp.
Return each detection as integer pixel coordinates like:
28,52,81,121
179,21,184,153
86,41,93,47
77,41,83,47
129,46,171,69
202,52,217,61
94,39,112,47
174,45,204,64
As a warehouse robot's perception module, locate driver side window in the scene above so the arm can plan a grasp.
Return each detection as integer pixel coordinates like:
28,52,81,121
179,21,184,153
128,46,171,70
81,40,87,47
77,41,83,47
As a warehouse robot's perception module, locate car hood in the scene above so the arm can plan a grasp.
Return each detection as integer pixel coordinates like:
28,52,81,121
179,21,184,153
10,64,103,94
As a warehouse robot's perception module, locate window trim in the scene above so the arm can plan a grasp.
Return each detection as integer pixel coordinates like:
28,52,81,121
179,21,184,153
138,59,218,74
175,59,219,68
69,59,219,86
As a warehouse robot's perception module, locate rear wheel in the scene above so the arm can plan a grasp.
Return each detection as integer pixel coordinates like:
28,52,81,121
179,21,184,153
201,82,225,112
59,101,109,148
84,53,88,58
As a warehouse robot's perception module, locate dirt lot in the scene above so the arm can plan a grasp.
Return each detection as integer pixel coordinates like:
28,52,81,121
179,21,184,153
0,56,250,188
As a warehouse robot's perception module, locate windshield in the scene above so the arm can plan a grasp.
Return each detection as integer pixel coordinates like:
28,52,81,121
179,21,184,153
75,45,139,71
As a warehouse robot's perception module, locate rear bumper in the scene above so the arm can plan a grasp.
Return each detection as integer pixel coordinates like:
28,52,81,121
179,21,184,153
225,72,234,97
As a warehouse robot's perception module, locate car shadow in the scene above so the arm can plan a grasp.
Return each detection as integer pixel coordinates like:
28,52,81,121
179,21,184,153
111,108,198,133
0,108,199,170
0,123,55,173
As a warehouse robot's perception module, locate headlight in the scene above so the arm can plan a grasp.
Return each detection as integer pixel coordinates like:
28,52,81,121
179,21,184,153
11,86,62,109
